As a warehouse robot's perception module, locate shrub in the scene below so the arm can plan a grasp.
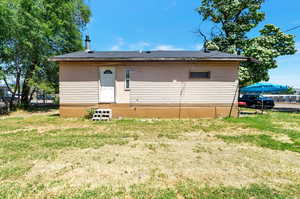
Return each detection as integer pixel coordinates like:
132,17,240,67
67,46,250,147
85,108,96,119
53,96,59,104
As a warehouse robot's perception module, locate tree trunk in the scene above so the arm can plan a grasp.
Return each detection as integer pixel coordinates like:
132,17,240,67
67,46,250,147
3,78,16,111
21,64,35,108
29,88,36,103
1,96,10,113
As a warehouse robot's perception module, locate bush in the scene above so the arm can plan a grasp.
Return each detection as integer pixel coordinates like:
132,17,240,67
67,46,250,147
85,108,96,119
53,96,59,104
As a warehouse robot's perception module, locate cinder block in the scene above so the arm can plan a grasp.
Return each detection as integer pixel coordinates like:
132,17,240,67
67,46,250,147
92,109,112,121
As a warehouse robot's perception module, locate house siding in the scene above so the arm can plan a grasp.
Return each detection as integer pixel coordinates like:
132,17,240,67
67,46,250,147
59,61,239,118
128,63,239,104
59,63,99,104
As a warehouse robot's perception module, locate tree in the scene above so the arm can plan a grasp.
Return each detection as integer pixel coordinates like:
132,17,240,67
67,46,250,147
0,0,91,109
0,0,19,109
197,0,297,86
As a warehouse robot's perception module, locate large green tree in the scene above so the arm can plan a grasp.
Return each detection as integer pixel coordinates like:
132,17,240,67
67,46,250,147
0,0,91,108
198,0,297,86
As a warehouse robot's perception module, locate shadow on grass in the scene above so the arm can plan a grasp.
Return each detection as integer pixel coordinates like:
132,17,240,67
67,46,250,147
272,107,300,114
49,113,60,117
26,104,59,113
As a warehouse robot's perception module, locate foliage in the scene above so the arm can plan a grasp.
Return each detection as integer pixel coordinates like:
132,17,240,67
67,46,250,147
198,0,297,86
53,95,60,105
0,0,91,108
85,108,96,119
279,86,296,94
205,41,219,51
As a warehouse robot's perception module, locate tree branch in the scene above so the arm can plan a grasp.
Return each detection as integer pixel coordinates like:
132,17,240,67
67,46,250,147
3,77,13,94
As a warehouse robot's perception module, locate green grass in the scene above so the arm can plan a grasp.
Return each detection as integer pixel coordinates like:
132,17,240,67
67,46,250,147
0,181,299,199
175,181,300,199
0,128,136,163
1,110,300,198
217,134,300,153
219,113,300,152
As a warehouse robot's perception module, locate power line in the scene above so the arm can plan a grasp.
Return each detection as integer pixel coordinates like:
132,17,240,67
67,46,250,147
284,25,300,33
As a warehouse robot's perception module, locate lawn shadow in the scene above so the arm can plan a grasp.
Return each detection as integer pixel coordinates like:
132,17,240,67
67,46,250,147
49,113,60,117
272,107,300,114
26,104,59,113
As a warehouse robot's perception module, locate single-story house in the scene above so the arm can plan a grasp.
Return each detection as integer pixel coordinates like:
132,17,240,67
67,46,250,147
50,45,249,118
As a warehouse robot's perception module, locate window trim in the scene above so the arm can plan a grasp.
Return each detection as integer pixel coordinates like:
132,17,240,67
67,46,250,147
124,69,131,91
189,71,211,79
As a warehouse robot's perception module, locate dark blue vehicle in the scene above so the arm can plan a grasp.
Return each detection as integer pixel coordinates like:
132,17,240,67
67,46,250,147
239,94,275,109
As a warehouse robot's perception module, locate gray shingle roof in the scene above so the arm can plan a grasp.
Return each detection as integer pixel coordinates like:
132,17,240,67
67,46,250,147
49,50,248,62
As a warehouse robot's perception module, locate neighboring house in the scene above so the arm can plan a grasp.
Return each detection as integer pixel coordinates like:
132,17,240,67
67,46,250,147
49,50,248,118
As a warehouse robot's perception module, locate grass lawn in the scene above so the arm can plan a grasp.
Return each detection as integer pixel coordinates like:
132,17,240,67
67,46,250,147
0,109,300,198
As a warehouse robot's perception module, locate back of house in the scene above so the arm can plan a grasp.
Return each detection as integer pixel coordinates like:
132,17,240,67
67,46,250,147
50,50,248,118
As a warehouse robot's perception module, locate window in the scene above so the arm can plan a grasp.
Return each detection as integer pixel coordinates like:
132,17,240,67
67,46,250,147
189,71,210,79
104,70,113,74
125,69,130,90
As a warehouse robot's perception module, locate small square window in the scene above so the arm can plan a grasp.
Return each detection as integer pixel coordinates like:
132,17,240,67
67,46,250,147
189,71,210,79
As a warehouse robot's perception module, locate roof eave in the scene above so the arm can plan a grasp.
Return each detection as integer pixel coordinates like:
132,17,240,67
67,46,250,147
48,57,248,62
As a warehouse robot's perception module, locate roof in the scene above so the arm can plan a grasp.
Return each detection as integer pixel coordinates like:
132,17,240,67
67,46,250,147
49,50,249,62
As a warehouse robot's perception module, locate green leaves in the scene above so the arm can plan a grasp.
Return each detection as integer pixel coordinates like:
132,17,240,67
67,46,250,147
0,0,91,105
198,0,296,86
241,24,296,84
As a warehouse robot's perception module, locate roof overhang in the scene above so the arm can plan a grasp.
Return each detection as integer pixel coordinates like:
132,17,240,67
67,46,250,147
48,57,249,62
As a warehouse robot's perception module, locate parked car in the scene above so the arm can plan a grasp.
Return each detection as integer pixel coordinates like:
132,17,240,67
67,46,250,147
238,101,247,107
239,94,275,109
37,95,54,100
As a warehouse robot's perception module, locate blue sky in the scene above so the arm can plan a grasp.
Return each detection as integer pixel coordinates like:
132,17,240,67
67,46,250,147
86,0,300,88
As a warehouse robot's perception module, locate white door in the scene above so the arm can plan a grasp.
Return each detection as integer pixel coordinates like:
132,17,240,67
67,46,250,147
100,67,115,103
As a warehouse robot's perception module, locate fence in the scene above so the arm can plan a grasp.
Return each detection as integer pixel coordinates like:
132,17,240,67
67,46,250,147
264,95,300,103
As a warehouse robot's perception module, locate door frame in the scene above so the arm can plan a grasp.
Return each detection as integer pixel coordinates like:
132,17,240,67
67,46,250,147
99,67,116,103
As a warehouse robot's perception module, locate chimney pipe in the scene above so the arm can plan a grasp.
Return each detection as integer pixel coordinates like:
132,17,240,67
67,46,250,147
85,35,91,52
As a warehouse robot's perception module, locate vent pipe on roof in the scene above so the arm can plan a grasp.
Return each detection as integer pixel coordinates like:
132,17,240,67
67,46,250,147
85,35,91,52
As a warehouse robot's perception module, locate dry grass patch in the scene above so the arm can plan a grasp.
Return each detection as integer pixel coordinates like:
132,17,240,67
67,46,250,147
23,135,300,189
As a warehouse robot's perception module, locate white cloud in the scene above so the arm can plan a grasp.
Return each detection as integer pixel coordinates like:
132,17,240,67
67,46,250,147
111,45,121,51
129,41,151,50
110,37,125,51
153,45,184,51
110,38,152,51
269,77,300,88
109,39,188,51
195,44,203,50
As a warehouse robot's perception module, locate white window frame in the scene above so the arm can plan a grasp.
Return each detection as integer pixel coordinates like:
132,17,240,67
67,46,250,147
124,69,131,91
